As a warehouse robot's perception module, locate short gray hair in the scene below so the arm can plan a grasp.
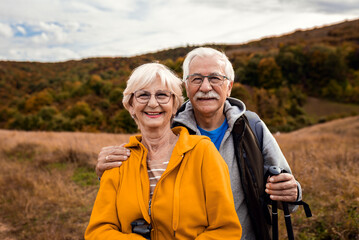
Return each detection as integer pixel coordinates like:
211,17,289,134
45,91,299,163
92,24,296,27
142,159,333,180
182,47,234,82
122,63,184,111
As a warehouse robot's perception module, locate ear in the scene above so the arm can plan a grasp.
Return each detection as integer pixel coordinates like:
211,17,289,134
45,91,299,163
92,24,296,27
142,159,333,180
172,105,177,116
226,81,233,97
128,105,136,119
184,81,190,98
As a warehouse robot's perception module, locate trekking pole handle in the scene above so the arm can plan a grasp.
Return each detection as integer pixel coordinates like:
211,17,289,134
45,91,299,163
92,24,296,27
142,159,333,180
268,166,282,176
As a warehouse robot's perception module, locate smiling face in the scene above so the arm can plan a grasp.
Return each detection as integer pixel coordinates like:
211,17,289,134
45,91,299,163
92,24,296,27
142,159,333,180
185,55,233,120
129,77,176,133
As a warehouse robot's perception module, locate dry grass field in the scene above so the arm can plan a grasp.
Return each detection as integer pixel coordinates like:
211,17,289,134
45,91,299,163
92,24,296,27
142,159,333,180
275,116,359,239
0,116,358,239
0,130,133,240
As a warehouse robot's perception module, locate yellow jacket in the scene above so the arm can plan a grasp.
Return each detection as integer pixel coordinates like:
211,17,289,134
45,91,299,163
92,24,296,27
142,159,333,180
85,127,242,240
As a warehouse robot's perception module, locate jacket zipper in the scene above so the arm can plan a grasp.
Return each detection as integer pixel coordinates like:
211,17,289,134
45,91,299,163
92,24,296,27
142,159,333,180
149,199,151,216
149,154,184,239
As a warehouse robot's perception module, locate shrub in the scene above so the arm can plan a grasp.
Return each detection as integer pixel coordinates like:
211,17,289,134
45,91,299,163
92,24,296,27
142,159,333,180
111,109,137,133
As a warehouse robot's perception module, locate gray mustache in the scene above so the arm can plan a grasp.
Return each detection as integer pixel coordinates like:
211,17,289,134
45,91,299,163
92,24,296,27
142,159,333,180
194,91,220,100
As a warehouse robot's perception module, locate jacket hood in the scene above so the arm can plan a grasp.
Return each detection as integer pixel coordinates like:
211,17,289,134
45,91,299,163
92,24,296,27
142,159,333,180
125,127,210,234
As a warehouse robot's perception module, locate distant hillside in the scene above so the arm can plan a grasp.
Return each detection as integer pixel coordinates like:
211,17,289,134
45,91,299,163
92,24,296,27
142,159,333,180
149,18,359,60
0,18,358,133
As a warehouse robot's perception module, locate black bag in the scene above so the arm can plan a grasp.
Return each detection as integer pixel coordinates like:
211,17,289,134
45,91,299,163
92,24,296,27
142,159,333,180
131,219,151,239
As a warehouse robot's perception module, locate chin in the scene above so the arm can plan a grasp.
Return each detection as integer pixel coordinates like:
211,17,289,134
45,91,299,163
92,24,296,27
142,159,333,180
197,106,218,115
141,120,171,129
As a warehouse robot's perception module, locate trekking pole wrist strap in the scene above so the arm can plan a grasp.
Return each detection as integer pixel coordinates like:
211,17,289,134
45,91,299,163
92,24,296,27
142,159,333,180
289,200,312,218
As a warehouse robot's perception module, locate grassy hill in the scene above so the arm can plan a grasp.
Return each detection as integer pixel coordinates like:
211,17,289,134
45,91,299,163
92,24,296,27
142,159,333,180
303,97,359,122
0,18,358,134
0,116,358,239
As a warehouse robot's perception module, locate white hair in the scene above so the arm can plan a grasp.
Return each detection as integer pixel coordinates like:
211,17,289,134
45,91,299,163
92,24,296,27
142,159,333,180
182,47,235,83
122,63,184,111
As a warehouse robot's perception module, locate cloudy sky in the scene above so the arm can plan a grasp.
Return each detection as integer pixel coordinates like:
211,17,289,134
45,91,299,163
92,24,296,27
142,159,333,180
0,0,358,62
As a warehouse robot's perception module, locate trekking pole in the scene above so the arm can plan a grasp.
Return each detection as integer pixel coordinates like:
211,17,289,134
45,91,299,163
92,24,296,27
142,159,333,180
268,166,313,240
272,199,278,240
283,202,294,240
268,166,282,240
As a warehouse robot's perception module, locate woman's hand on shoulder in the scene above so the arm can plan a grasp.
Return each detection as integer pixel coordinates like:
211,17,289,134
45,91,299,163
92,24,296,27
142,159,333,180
96,144,131,178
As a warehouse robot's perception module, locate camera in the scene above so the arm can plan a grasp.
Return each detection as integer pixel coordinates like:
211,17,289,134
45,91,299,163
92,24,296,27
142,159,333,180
131,218,151,239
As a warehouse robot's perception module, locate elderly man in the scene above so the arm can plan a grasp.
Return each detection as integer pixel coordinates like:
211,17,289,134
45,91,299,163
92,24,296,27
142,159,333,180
96,47,301,240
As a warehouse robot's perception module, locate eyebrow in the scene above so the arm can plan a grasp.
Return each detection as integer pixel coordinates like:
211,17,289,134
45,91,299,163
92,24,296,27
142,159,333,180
191,72,222,75
137,90,169,93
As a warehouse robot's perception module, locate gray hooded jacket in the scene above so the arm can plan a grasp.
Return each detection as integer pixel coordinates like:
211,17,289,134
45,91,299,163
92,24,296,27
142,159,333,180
173,97,302,240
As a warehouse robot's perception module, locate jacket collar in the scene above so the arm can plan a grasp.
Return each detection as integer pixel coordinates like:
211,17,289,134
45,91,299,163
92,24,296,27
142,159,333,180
125,126,207,157
173,97,247,133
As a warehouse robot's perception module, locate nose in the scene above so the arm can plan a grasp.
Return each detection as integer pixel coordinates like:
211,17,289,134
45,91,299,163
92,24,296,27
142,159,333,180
147,94,159,107
199,77,212,92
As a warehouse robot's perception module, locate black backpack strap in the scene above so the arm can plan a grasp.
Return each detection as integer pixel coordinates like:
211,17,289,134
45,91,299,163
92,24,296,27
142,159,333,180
244,111,263,148
233,115,271,240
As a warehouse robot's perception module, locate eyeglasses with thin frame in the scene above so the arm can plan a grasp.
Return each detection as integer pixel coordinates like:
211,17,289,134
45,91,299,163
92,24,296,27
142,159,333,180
186,73,229,86
133,90,173,104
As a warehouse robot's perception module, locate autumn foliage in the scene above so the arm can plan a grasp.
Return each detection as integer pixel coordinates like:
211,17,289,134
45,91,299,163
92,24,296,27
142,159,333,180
0,19,358,134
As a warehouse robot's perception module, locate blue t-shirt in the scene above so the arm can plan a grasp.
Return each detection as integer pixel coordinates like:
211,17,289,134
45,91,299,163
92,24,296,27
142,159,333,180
198,119,229,150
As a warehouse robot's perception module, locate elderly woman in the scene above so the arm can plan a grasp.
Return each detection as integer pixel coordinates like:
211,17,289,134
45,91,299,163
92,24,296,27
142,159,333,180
85,63,242,239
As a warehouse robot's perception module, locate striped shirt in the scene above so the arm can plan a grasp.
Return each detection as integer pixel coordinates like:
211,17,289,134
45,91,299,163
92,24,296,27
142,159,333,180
147,160,169,199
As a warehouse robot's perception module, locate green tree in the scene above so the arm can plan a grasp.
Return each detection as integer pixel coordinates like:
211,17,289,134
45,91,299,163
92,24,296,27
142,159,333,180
257,57,283,88
52,114,74,131
88,74,104,96
111,109,137,133
66,101,92,119
243,54,262,87
38,106,58,121
24,89,53,112
70,81,90,97
109,88,124,104
305,45,347,95
321,79,343,99
346,47,359,70
276,45,306,85
9,113,40,130
230,83,256,111
163,57,183,74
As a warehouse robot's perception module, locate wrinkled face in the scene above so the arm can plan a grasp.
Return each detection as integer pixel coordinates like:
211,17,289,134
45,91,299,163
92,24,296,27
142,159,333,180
129,77,176,131
185,56,233,118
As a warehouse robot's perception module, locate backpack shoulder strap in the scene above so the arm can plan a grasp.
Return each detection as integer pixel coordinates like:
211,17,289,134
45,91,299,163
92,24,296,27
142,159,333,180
244,111,263,149
232,114,271,240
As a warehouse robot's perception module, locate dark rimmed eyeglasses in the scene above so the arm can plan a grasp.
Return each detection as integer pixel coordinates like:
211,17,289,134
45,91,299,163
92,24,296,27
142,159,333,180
186,73,229,86
133,90,173,104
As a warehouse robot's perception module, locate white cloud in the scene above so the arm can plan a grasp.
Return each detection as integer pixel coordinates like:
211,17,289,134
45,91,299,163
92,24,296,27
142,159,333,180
0,0,358,62
8,46,80,62
0,22,13,37
279,0,359,14
31,32,49,44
